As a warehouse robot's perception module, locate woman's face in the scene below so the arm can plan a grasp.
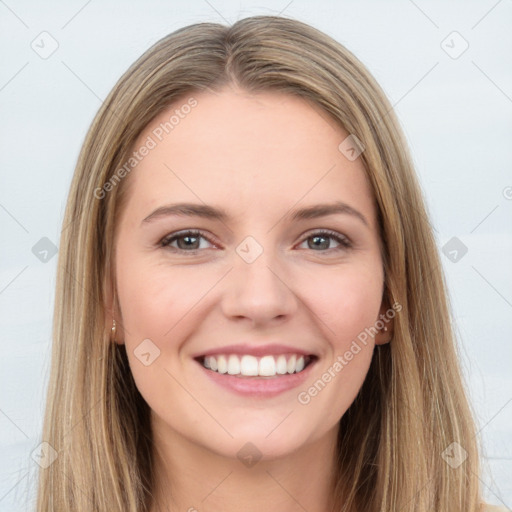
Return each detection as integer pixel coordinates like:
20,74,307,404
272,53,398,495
113,86,390,461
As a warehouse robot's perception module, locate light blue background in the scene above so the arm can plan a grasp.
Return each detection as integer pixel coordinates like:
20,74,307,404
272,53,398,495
1,0,511,510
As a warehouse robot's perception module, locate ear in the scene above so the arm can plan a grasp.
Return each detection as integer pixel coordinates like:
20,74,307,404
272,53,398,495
374,295,395,346
103,271,125,345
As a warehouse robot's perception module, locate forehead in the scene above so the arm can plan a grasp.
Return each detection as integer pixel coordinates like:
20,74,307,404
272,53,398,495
122,87,376,228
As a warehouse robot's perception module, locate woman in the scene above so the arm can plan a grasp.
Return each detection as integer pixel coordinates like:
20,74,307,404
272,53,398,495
35,15,502,512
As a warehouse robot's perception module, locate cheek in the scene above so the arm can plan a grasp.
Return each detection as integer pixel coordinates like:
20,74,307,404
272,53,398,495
115,258,203,413
115,255,222,395
298,260,384,345
295,269,381,421
294,261,382,411
116,252,208,342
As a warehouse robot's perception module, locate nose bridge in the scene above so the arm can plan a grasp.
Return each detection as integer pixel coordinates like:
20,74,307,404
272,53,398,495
222,235,297,322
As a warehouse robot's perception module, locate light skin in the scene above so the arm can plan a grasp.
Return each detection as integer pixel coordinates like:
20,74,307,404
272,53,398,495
109,85,393,512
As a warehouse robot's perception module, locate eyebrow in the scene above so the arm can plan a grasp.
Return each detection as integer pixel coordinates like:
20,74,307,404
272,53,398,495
142,201,369,227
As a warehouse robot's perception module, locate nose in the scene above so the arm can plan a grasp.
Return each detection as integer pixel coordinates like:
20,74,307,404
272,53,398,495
221,247,298,326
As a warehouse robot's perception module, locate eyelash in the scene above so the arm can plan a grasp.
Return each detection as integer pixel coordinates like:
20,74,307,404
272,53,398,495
160,229,352,254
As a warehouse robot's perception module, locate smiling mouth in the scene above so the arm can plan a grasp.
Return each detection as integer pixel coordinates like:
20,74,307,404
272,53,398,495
194,353,317,378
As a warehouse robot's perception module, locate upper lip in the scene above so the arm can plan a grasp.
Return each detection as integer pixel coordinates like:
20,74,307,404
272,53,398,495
192,343,317,359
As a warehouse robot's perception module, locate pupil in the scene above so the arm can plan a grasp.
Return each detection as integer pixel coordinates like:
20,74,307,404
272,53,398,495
311,235,328,250
180,235,198,250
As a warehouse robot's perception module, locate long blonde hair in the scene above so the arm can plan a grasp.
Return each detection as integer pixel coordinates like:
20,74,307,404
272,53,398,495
36,15,481,511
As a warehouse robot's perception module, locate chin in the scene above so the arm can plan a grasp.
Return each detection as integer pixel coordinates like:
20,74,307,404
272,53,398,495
206,424,312,463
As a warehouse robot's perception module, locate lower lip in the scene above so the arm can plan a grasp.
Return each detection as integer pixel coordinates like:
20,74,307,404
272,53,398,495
196,358,317,398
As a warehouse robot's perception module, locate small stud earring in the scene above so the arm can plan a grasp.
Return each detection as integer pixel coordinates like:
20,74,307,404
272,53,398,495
383,326,388,332
111,319,117,342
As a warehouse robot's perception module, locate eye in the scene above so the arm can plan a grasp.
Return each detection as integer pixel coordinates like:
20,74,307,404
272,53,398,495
160,229,352,255
297,230,352,252
160,230,216,253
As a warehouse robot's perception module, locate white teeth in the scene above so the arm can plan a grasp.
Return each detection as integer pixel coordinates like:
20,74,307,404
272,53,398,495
200,353,312,377
217,355,228,374
259,355,276,376
240,355,259,376
276,355,287,374
227,355,240,375
287,354,296,373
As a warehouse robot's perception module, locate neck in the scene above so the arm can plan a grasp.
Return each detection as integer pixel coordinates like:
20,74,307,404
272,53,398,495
149,418,339,512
